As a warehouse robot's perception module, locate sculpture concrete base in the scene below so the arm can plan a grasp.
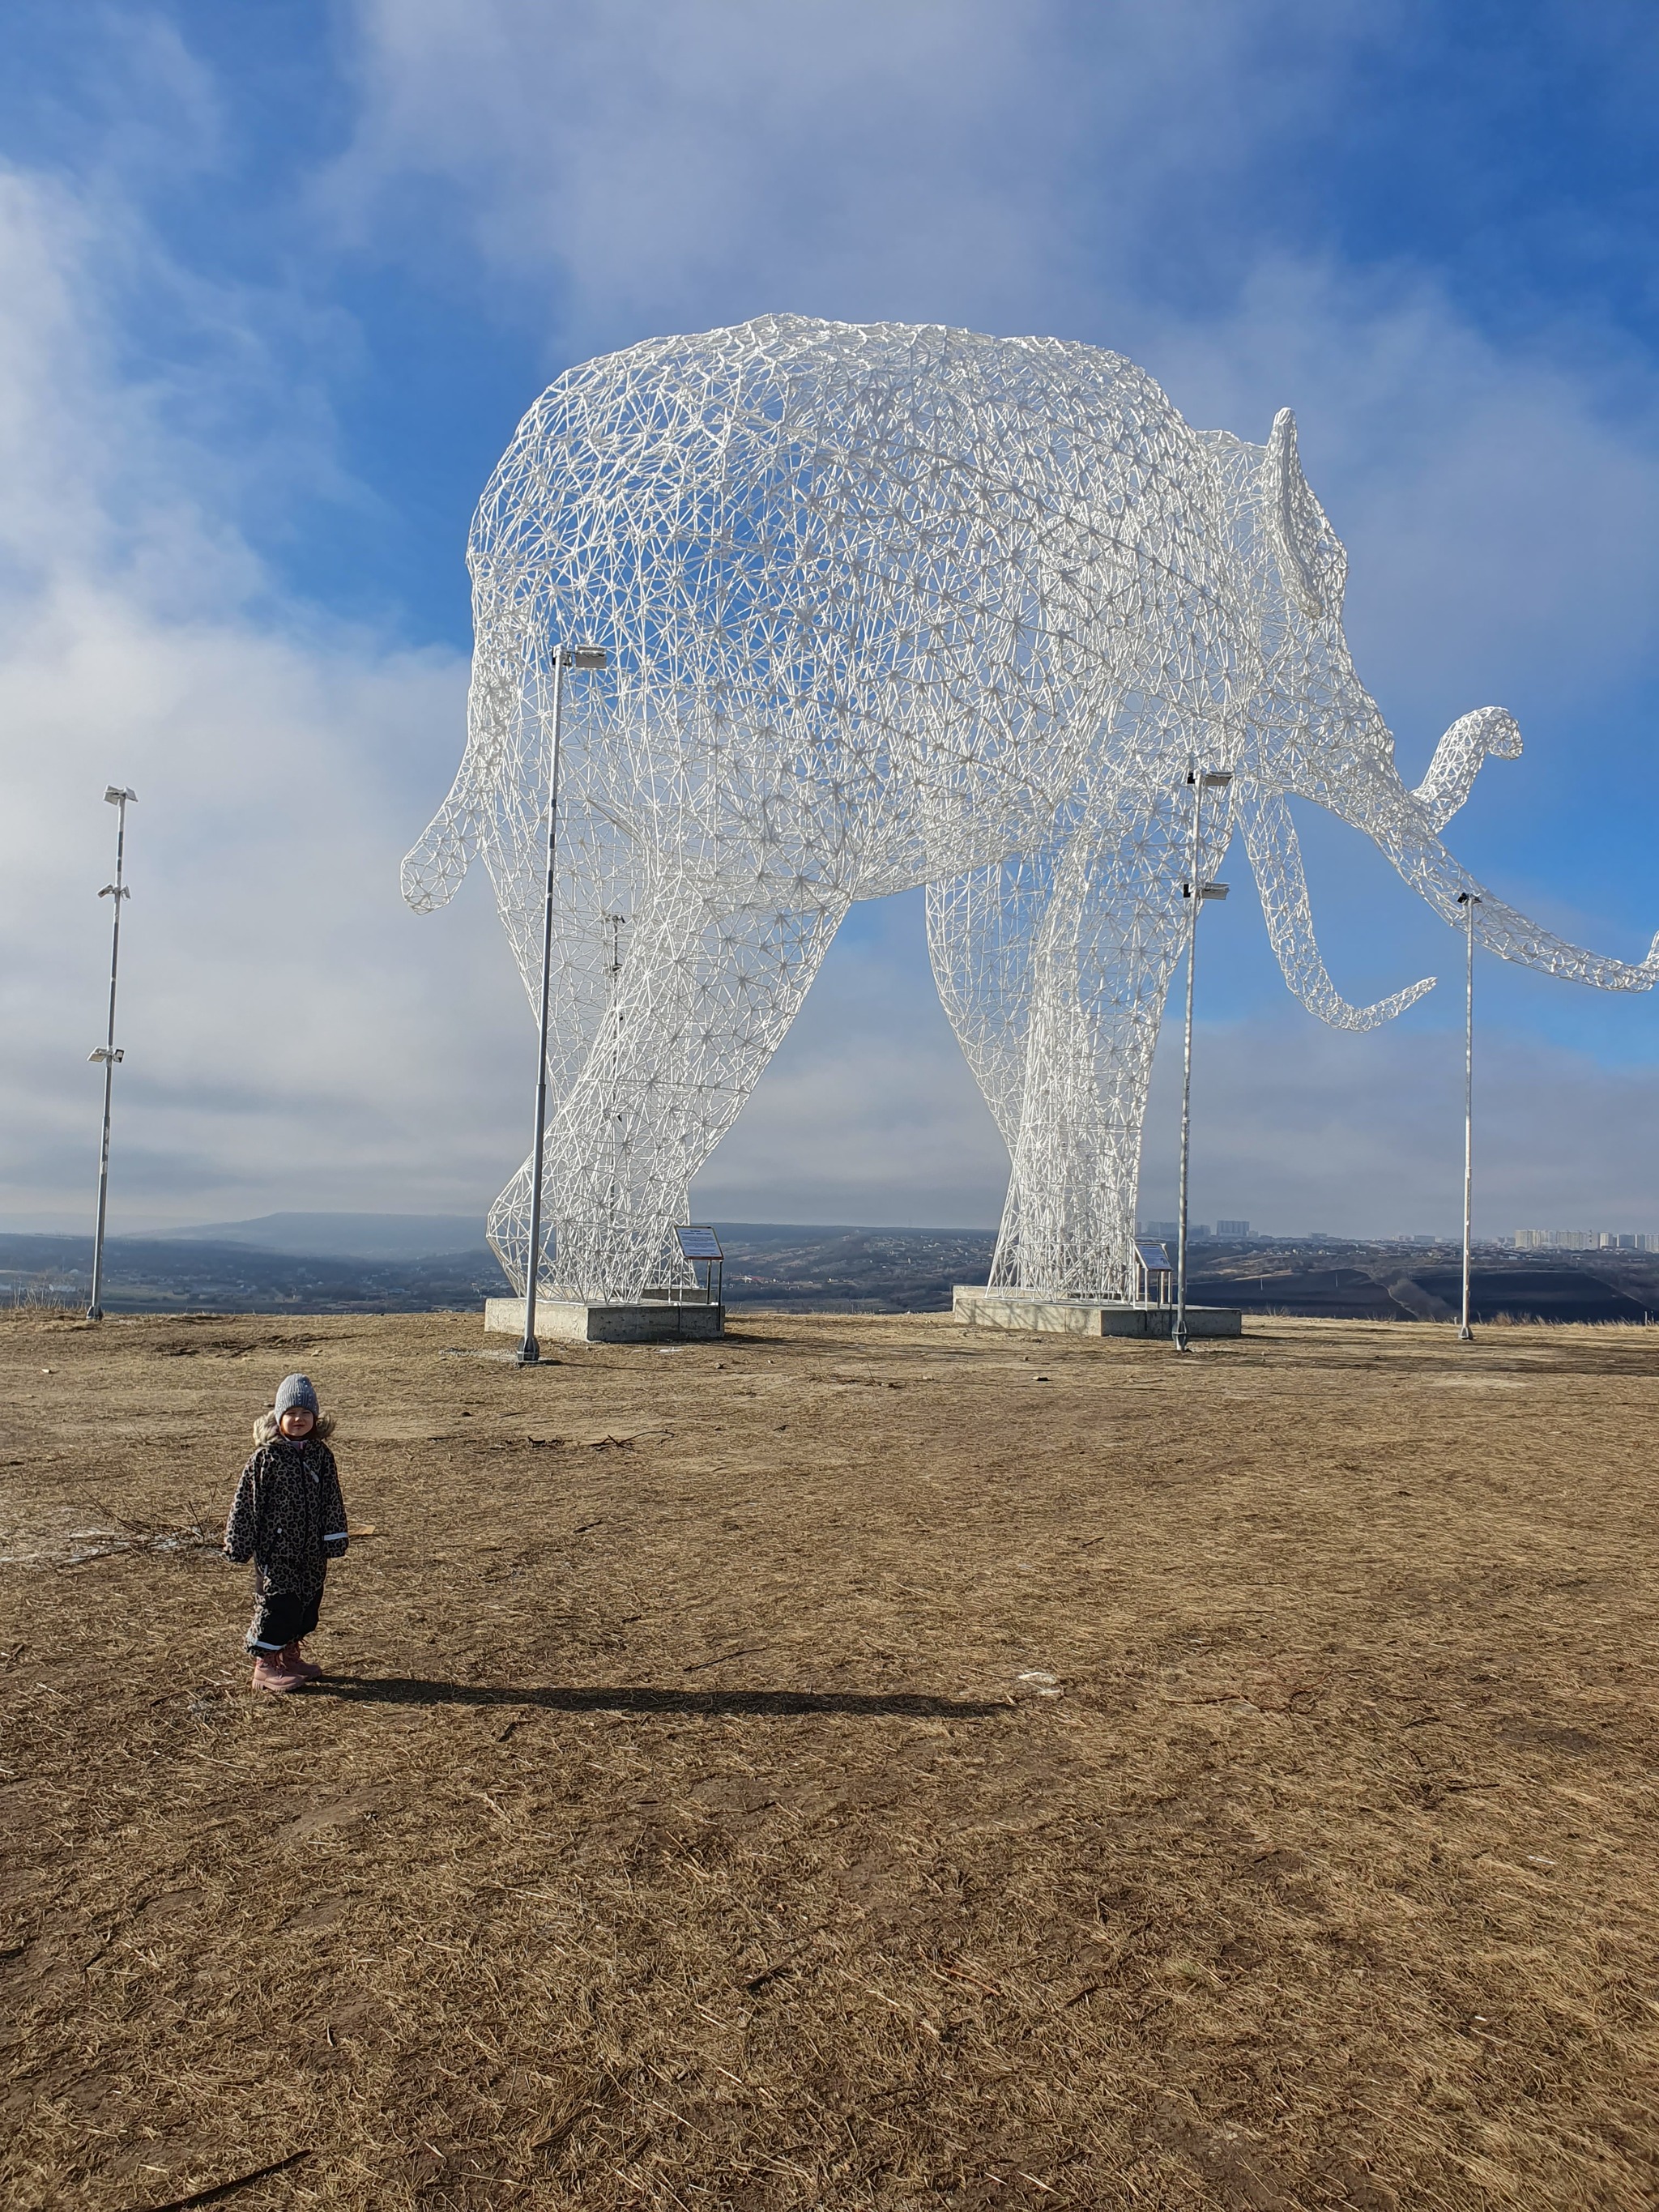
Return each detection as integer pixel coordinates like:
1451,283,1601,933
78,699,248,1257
953,1286,1241,1338
484,1297,724,1343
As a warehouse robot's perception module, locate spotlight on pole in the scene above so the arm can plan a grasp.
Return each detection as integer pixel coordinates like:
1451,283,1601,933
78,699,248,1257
87,786,137,1322
518,646,608,1366
1173,766,1232,1353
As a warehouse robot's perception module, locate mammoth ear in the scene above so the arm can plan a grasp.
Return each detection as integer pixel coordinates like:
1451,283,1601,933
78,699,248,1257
1265,408,1347,621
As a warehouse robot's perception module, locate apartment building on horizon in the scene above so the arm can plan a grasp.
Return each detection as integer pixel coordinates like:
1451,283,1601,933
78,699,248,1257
1514,1229,1657,1252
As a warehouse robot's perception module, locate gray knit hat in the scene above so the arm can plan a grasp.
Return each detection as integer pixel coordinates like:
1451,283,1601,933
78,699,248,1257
274,1374,319,1419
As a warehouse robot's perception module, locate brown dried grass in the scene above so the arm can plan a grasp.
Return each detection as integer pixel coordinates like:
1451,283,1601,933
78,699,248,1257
2,1307,1656,2210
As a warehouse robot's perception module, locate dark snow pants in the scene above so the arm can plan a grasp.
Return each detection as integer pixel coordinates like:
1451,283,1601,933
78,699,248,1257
245,1571,324,1652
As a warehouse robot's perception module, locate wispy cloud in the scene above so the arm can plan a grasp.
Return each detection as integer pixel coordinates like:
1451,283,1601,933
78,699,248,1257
1138,1014,1659,1239
691,893,1009,1230
1,2,1654,1239
0,160,525,1230
331,1,1659,885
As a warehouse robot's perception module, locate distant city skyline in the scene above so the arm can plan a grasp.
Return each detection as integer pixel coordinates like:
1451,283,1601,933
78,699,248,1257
1514,1228,1658,1252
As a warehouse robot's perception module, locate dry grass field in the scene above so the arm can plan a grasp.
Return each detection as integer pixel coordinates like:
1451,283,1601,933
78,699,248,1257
2,1306,1656,2212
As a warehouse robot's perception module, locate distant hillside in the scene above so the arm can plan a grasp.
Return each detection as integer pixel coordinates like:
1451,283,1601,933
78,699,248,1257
3,1223,1655,1323
1188,1241,1659,1327
154,1212,490,1259
0,1231,505,1315
713,1225,997,1311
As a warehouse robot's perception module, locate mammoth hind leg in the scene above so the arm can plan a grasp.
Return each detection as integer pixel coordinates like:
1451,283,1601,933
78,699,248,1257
930,803,1194,1301
490,893,851,1302
927,848,1053,1157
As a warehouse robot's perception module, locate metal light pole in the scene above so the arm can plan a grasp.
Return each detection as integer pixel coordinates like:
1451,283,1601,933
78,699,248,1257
87,786,137,1321
1456,890,1479,1344
519,645,607,1366
1173,766,1231,1353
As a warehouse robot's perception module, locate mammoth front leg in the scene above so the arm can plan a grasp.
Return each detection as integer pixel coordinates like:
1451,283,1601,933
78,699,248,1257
930,806,1196,1301
1002,831,1192,1298
489,893,850,1302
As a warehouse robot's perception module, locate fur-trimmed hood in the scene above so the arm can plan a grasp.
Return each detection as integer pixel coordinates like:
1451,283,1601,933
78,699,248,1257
252,1409,336,1445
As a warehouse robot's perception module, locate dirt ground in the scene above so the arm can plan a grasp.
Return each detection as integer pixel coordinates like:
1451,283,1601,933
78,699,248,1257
2,1306,1656,2212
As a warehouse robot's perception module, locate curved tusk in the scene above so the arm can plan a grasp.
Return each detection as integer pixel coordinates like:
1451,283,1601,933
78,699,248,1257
1241,785,1435,1031
1408,856,1659,992
1303,758,1659,994
1412,706,1522,831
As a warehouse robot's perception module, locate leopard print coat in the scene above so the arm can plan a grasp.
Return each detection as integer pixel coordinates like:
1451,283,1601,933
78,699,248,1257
224,1434,349,1599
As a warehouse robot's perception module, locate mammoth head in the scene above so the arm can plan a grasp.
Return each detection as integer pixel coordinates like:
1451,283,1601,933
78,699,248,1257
1230,407,1659,1021
1264,407,1347,624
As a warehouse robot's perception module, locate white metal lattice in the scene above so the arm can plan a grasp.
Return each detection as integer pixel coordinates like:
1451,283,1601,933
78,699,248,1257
403,317,1659,1302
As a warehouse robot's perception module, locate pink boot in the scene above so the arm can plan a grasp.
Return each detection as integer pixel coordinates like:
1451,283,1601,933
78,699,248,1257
250,1650,305,1694
283,1642,322,1681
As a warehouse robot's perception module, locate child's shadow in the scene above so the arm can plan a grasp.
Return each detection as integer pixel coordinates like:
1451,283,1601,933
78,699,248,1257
318,1676,1002,1720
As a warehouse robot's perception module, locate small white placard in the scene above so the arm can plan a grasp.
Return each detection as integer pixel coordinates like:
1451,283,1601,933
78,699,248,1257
675,1225,723,1260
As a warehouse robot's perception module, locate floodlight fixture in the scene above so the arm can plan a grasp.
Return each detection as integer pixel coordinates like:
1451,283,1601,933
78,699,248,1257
87,786,136,1321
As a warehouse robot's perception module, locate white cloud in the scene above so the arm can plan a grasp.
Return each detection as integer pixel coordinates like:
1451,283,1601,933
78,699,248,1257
0,163,527,1234
1137,1013,1659,1240
314,0,1659,1234
330,1,1375,339
331,1,1659,816
0,573,535,1230
1133,258,1659,750
4,6,1656,1248
692,893,1010,1230
329,0,1087,335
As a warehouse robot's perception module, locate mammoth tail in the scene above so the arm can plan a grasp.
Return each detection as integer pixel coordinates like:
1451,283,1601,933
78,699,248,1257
1241,784,1435,1030
401,786,480,914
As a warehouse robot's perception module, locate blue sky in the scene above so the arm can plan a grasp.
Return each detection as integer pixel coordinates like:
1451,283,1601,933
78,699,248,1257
2,1,1657,1238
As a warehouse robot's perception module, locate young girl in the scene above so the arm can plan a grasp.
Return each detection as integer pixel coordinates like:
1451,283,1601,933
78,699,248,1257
224,1374,350,1694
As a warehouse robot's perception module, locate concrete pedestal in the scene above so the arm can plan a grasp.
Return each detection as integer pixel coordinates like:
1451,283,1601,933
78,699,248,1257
952,1286,1241,1338
484,1296,724,1344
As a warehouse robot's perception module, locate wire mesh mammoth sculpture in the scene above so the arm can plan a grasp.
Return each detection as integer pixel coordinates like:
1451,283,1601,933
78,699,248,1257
403,315,1658,1303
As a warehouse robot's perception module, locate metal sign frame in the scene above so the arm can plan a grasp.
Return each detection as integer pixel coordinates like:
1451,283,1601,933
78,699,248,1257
673,1224,724,1306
